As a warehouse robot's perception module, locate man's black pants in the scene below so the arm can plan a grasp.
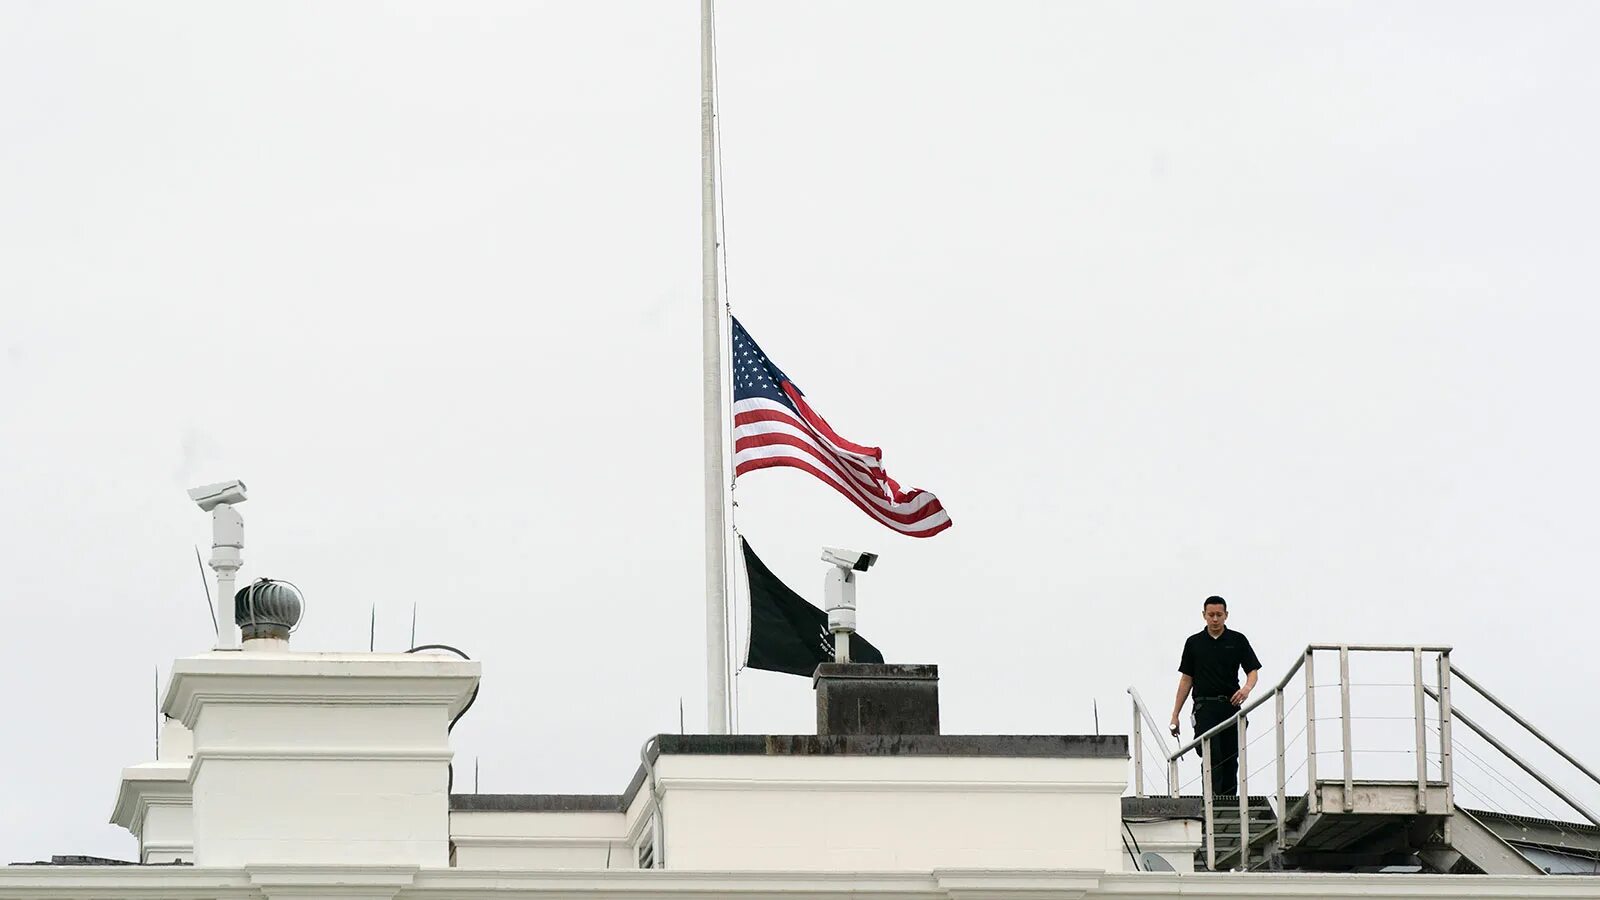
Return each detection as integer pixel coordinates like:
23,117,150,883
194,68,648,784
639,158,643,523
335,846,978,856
1193,698,1240,796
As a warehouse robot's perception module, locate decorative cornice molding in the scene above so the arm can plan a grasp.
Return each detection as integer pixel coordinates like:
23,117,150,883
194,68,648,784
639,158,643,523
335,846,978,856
1094,871,1593,898
164,655,479,726
405,868,946,897
936,869,1101,900
111,771,194,832
0,866,1586,900
449,835,619,849
249,866,418,900
248,867,419,884
621,803,655,846
196,747,453,761
1126,840,1196,856
139,839,195,866
169,689,476,728
0,867,256,900
187,747,453,782
655,777,1128,795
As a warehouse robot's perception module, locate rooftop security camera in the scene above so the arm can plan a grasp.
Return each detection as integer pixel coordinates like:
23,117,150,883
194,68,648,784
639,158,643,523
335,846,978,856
821,546,877,572
188,479,248,511
820,546,878,664
189,479,249,651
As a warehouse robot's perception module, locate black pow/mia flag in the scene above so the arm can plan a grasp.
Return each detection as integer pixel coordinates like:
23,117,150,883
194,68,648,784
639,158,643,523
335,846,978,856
741,537,884,677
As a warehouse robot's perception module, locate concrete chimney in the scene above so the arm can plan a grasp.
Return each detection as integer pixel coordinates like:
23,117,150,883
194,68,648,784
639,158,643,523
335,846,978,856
813,663,939,736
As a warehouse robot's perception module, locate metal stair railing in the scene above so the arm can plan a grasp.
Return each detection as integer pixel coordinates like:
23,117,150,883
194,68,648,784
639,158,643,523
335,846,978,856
1424,664,1600,830
1130,643,1456,872
1133,645,1600,873
1207,795,1279,870
1127,686,1176,797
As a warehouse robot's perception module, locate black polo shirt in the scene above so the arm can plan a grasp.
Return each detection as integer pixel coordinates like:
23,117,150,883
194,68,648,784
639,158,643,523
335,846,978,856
1179,627,1262,699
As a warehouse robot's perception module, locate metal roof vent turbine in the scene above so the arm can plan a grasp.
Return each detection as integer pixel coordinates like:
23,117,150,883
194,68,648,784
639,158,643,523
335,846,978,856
235,578,305,647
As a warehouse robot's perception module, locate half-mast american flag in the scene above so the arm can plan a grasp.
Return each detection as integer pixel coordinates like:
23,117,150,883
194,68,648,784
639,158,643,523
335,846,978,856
731,316,952,537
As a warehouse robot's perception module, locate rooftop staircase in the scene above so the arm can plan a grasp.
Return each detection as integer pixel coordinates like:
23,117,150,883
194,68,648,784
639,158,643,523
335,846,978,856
1201,795,1277,871
1130,645,1600,875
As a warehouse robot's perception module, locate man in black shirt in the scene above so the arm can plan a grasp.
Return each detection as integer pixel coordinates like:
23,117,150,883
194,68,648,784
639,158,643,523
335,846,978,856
1170,596,1262,796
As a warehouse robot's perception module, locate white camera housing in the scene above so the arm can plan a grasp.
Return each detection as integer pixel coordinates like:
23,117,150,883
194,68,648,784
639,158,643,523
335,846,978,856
821,547,878,572
188,479,248,511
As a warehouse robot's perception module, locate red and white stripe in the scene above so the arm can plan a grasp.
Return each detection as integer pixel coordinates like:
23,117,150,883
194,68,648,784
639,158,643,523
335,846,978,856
733,384,952,538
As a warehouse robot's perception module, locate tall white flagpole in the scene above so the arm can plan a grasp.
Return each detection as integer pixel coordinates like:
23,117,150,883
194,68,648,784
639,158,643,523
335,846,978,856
701,0,731,735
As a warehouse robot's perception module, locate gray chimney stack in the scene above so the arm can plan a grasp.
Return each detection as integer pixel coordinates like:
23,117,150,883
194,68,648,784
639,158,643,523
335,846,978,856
813,663,939,736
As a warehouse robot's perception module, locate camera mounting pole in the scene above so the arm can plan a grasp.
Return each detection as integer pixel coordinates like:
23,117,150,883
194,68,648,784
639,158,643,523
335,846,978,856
824,568,855,663
188,480,249,650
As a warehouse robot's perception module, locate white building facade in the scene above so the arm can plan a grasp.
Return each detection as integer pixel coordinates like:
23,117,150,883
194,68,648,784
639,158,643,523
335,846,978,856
7,644,1599,900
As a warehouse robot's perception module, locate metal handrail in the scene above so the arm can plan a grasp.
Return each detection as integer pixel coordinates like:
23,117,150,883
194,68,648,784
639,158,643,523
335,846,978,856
1167,644,1452,760
1424,683,1600,828
1308,643,1453,652
1128,687,1175,758
1127,687,1175,798
1449,664,1600,791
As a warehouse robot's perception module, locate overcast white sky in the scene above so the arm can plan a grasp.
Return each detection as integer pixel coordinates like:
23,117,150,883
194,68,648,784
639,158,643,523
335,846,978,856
4,0,1599,862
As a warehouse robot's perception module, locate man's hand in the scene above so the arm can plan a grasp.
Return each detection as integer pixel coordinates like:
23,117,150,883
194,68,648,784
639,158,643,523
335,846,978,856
1169,717,1180,738
1230,687,1250,706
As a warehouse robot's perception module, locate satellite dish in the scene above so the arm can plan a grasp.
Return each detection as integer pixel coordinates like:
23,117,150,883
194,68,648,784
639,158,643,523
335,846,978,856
1141,852,1176,872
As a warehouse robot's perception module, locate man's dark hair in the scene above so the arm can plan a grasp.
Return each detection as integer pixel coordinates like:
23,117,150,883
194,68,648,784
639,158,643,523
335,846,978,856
1203,595,1227,610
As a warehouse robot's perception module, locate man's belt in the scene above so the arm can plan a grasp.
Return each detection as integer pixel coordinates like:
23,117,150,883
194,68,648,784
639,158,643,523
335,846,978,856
1195,695,1234,703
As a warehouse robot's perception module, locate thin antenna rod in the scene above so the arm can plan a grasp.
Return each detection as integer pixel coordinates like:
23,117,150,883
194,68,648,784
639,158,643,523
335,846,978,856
369,604,376,652
700,0,730,737
679,698,685,735
410,603,417,649
194,546,219,637
154,665,161,758
1093,699,1100,736
474,757,480,793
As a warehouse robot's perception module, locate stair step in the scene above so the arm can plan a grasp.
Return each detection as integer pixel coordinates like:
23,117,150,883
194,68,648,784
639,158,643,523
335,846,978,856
1212,840,1278,868
1193,795,1285,870
1210,828,1280,850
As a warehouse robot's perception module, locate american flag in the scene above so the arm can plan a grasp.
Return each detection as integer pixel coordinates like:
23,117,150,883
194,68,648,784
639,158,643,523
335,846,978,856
731,316,952,537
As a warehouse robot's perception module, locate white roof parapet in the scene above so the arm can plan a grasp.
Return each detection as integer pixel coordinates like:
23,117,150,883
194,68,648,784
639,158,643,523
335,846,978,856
111,718,197,864
162,650,481,868
0,867,1590,900
110,761,195,864
163,652,480,726
110,762,190,835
